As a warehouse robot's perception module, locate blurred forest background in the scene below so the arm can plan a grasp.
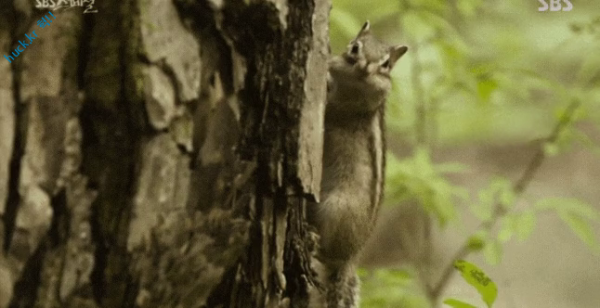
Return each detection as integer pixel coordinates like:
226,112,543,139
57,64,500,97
328,0,600,307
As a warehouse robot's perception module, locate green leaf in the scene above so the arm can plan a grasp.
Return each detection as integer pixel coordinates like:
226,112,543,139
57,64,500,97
497,216,515,243
535,198,600,253
453,260,498,308
497,211,537,243
536,198,600,221
467,234,486,252
359,268,431,308
444,298,478,308
477,78,498,103
515,211,537,241
483,239,502,265
473,178,514,222
384,149,464,226
558,212,600,253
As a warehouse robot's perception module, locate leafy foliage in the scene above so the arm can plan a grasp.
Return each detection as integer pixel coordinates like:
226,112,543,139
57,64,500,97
385,148,468,225
358,268,431,308
452,260,497,308
330,0,600,307
535,198,600,253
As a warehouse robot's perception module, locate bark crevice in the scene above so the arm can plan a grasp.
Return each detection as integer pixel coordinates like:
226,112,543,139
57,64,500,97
2,2,22,254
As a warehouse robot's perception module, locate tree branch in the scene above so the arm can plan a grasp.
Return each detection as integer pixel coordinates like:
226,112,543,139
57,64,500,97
427,99,582,301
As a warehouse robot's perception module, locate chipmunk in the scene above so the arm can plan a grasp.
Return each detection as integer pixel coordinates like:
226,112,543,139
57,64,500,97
308,21,408,307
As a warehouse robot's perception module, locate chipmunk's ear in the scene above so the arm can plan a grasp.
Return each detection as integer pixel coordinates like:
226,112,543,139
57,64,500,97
356,21,371,37
388,45,408,68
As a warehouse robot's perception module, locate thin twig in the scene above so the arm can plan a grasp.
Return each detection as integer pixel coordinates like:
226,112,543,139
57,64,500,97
427,99,582,301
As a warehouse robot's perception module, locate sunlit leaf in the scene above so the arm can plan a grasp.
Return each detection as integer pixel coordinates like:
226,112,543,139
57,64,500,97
444,298,478,308
453,260,498,308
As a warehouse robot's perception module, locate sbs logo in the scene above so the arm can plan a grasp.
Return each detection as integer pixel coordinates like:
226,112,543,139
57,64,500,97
538,0,573,11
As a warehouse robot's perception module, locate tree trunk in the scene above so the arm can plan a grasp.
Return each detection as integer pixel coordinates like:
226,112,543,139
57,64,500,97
0,0,330,307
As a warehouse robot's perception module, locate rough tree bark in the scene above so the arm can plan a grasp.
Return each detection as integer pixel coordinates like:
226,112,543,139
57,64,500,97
0,0,330,307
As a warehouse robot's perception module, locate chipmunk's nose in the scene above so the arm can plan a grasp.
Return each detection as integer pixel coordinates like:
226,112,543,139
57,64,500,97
365,62,378,74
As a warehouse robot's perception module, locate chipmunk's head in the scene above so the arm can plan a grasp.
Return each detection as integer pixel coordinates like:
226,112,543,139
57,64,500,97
328,21,408,114
342,21,408,78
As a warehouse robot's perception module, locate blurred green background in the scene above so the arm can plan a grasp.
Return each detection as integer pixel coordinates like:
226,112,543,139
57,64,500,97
329,0,600,307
